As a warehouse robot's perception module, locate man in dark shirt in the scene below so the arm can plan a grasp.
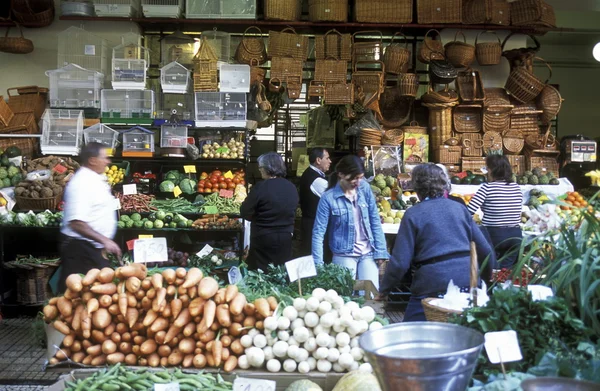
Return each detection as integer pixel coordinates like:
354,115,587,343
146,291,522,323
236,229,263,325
298,148,331,255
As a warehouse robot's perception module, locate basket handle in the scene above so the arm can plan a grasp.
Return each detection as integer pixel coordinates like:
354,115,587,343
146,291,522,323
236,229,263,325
462,138,472,148
241,26,264,56
249,58,260,67
473,139,484,148
475,30,501,46
533,56,553,84
353,30,383,44
324,31,343,61
423,29,442,51
324,29,342,39
243,25,263,38
280,26,298,35
501,31,540,52
388,31,409,49
453,30,467,44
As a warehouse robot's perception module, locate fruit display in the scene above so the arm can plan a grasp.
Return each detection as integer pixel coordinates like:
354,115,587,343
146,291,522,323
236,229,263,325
198,169,245,194
0,158,24,189
525,188,551,209
515,168,560,186
117,211,193,229
449,193,474,205
450,171,487,185
104,165,126,186
558,191,590,210
200,137,246,160
585,169,600,186
160,170,197,195
369,174,397,197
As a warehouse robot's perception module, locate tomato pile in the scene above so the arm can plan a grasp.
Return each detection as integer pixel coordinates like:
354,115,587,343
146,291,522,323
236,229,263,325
494,267,533,287
197,169,246,194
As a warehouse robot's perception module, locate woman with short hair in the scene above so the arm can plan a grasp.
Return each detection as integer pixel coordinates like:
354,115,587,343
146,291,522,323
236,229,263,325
379,163,494,322
241,152,299,271
467,155,523,268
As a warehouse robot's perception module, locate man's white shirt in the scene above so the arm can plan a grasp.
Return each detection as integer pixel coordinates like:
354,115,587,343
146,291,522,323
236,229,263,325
309,165,327,197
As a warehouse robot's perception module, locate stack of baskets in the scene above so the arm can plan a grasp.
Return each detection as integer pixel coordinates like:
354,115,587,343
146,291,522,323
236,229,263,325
315,30,353,105
359,128,383,147
268,27,309,100
4,257,60,305
354,0,413,23
0,97,38,157
424,102,458,161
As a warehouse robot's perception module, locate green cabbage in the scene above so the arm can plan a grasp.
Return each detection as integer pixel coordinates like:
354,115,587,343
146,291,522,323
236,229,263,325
159,180,175,192
179,178,197,194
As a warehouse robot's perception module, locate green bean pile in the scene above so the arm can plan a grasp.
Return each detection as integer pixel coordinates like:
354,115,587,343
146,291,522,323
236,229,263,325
149,198,201,214
200,193,241,215
64,364,232,391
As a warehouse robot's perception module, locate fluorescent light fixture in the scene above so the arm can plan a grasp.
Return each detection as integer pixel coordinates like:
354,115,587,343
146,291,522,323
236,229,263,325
593,42,600,62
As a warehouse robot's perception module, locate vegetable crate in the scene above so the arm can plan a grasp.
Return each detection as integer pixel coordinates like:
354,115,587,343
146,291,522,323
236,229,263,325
40,109,84,156
4,261,59,305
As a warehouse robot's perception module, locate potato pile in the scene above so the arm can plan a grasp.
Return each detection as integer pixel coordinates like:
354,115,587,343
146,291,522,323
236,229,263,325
15,156,80,199
14,179,62,199
43,265,276,371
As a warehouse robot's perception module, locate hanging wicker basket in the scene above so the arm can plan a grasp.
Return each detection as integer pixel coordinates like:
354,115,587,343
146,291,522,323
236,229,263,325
418,29,444,64
235,26,267,65
511,0,556,28
445,31,476,69
383,32,411,75
482,131,503,153
505,57,551,103
378,85,413,128
315,29,352,61
398,73,419,98
11,0,55,28
475,31,502,66
0,24,34,54
536,84,563,125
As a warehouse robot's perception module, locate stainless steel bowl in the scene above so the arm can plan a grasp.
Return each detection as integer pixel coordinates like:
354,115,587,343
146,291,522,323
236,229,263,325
359,322,484,391
521,377,600,391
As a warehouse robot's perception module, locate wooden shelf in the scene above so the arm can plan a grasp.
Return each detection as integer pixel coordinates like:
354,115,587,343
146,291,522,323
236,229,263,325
58,16,571,35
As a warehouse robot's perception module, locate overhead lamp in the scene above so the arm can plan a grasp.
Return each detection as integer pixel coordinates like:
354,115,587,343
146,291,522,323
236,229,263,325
593,42,600,62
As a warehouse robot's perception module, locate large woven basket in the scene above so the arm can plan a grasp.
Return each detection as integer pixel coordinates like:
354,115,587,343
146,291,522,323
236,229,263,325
511,0,556,28
382,128,405,146
505,57,551,103
482,130,502,153
5,262,60,305
315,29,352,61
378,87,412,128
502,129,525,155
463,0,510,25
0,24,34,54
383,32,411,75
524,129,557,152
456,69,485,102
445,31,476,69
354,0,413,23
352,31,383,65
462,133,484,157
6,86,48,121
454,104,482,133
11,0,55,28
483,105,512,133
501,32,541,73
401,120,428,135
309,0,348,22
417,0,462,24
16,193,62,211
235,26,267,65
424,102,457,150
435,145,462,164
536,84,563,125
475,31,502,66
461,157,487,175
422,85,459,104
270,57,303,82
352,61,385,96
422,242,479,322
507,155,526,176
526,153,560,178
314,59,348,83
418,29,444,64
398,73,419,98
268,27,309,60
323,82,354,105
264,0,302,21
0,95,13,126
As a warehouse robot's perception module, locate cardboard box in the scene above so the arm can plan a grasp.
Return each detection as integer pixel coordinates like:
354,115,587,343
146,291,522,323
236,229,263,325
403,133,429,163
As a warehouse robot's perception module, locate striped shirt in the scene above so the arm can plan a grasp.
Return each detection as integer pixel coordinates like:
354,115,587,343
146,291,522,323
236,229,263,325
467,182,523,227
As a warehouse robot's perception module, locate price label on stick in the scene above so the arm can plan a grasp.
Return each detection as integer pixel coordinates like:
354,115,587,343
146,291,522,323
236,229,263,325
224,170,234,179
134,237,168,263
139,234,153,239
183,165,196,174
123,184,137,195
285,256,317,282
228,266,242,284
154,383,180,391
233,378,276,391
484,330,523,364
173,186,182,198
126,239,136,251
196,244,213,258
203,206,219,215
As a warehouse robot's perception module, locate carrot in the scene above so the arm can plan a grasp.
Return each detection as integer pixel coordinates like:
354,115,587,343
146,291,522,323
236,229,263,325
178,338,195,354
149,317,169,333
91,355,106,366
212,339,223,367
125,353,137,365
82,269,100,286
230,293,247,316
175,267,187,279
151,273,163,290
155,331,166,345
63,289,79,300
81,291,94,303
111,332,121,344
119,265,139,279
127,293,137,308
230,339,244,355
177,285,187,297
81,311,92,339
156,287,167,310
174,308,191,328
214,288,226,304
168,350,184,366
220,335,232,348
97,267,115,284
125,277,141,293
171,296,183,320
99,295,112,308
266,296,278,311
119,285,128,317
221,347,230,361
102,339,117,355
223,355,237,372
72,304,84,332
57,297,73,318
141,277,152,291
158,345,172,358
86,344,102,356
254,298,271,318
81,355,93,365
90,283,117,295
182,268,203,288
140,339,157,355
182,354,194,368
225,285,238,303
188,297,206,317
86,298,99,316
216,304,231,327
198,277,219,299
62,334,75,348
92,308,111,329
55,348,71,361
92,330,107,344
183,322,196,337
229,323,244,337
161,303,172,318
243,302,255,316
193,354,207,369
126,307,139,329
146,288,156,300
72,352,85,363
108,304,119,316
200,300,216,333
49,297,59,306
243,316,256,328
43,304,58,321
142,309,158,327
162,269,176,284
166,285,177,297
66,274,83,293
199,330,216,343
164,325,182,344
187,286,197,299
71,340,82,352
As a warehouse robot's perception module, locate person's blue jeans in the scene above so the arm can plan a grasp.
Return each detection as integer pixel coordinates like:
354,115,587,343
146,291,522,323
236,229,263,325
404,295,427,322
482,226,522,269
332,253,379,291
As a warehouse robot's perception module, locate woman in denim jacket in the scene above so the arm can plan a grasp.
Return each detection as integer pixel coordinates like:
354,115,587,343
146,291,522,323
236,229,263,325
311,155,389,290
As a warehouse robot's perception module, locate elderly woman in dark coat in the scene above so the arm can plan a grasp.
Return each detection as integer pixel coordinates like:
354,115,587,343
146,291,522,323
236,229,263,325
240,152,299,271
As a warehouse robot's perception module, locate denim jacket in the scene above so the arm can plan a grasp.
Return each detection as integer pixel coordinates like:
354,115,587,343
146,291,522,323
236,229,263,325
312,180,389,264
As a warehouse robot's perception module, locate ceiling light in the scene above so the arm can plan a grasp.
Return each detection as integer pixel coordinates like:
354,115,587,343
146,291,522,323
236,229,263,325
593,42,600,62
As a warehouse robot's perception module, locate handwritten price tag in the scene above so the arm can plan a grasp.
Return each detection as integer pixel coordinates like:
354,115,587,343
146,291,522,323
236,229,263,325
196,244,213,258
203,205,219,215
123,184,137,195
126,239,136,251
224,170,234,179
285,256,317,283
228,266,242,285
184,165,197,174
134,238,168,264
154,383,180,391
484,330,522,364
233,378,276,391
139,234,153,239
173,186,182,198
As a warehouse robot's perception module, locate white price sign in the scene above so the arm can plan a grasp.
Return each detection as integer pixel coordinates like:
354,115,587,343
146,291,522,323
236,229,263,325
484,330,523,364
233,378,276,391
154,383,180,391
285,256,317,282
228,266,242,285
134,238,168,264
123,184,137,195
196,244,213,258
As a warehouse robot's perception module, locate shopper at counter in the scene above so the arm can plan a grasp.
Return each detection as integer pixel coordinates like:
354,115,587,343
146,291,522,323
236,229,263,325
312,155,388,290
59,142,122,293
241,152,299,272
378,163,494,322
467,155,523,268
436,163,466,206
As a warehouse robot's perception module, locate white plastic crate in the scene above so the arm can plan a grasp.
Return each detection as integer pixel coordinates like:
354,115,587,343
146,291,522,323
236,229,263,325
57,27,109,79
41,109,84,156
160,124,188,148
93,0,141,17
101,89,155,119
186,0,256,19
202,30,231,64
161,31,196,66
219,64,250,93
194,92,247,128
47,64,104,109
160,61,191,94
142,0,183,17
112,38,149,90
121,126,155,155
84,123,119,153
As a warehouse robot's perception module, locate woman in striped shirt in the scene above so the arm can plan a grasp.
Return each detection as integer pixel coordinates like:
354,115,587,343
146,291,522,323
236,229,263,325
467,155,523,268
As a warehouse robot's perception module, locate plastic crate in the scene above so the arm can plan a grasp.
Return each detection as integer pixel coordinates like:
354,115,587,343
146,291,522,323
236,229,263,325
101,89,155,120
194,92,247,128
160,61,191,94
46,64,104,109
93,0,141,17
40,109,84,156
219,64,250,93
141,0,183,17
186,0,256,19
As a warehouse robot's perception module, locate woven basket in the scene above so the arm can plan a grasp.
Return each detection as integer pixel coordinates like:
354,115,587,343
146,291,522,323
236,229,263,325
352,31,383,66
536,84,563,125
382,128,405,146
308,81,326,97
398,73,419,98
505,57,551,103
6,86,48,121
11,0,55,28
435,145,462,164
401,120,428,135
354,0,413,23
270,57,303,82
483,105,512,133
417,0,462,23
359,128,384,147
482,130,502,153
484,88,510,106
526,153,559,178
352,61,385,96
510,108,542,137
461,157,487,175
0,24,34,54
422,85,459,105
454,105,482,133
462,133,484,157
314,59,347,83
511,0,556,28
16,193,62,211
422,242,479,322
324,82,354,105
309,0,348,22
378,87,412,128
0,130,36,157
456,69,485,102
0,96,14,126
235,26,267,65
524,129,557,152
315,29,352,61
418,29,443,64
463,0,510,25
6,263,59,305
445,31,476,69
501,32,541,73
424,102,458,150
442,163,462,175
268,27,309,60
383,32,411,75
264,0,301,21
507,155,526,176
249,59,266,86
502,129,524,155
475,31,502,66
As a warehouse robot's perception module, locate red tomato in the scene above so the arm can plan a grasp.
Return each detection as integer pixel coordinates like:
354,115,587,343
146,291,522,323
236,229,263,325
213,170,222,176
219,182,228,189
210,177,219,184
233,178,240,185
225,178,232,184
198,187,204,193
198,180,205,187
219,176,226,183
239,180,246,186
228,183,236,190
212,187,220,193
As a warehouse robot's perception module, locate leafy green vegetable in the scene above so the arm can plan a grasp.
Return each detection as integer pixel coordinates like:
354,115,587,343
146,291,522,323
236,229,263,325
159,180,175,192
179,178,197,195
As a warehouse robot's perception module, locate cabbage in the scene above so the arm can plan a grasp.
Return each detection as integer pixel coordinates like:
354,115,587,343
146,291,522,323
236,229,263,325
16,211,36,226
179,178,197,194
159,180,175,192
7,166,20,178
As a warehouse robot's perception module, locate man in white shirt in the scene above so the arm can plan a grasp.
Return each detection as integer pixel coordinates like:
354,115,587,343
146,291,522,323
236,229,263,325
299,148,331,255
59,142,121,292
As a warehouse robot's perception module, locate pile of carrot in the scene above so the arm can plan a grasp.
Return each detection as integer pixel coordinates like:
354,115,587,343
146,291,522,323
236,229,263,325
43,265,277,371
